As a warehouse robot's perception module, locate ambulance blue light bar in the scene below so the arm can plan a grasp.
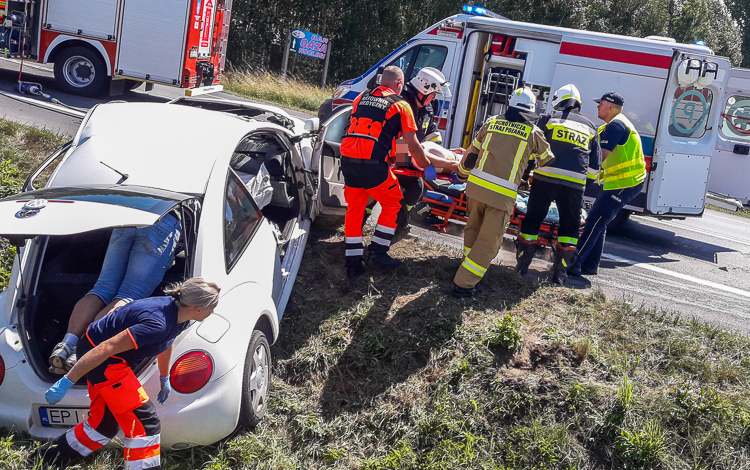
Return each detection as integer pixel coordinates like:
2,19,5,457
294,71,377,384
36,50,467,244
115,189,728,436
694,40,706,46
462,5,506,19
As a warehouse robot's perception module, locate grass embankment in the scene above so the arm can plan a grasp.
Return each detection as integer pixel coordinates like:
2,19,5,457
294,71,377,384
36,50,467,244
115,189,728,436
707,204,750,219
0,120,67,290
7,218,749,469
223,70,334,115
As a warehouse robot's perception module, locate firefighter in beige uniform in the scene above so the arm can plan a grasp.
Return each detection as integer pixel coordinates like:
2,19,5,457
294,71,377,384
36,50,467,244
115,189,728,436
452,88,554,298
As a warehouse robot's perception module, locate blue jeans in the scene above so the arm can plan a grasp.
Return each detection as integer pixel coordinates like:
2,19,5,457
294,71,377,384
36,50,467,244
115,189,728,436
573,183,644,272
88,215,181,303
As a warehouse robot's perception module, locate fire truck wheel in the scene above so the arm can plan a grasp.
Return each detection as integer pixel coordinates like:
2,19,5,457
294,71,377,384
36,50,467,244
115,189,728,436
53,46,107,97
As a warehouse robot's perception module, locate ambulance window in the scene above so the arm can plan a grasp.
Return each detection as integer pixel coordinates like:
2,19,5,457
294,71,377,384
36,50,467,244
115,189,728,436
720,95,750,140
387,45,448,81
668,87,713,139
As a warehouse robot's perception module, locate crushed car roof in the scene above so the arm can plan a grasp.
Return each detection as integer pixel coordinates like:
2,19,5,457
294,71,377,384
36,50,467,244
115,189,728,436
48,102,261,195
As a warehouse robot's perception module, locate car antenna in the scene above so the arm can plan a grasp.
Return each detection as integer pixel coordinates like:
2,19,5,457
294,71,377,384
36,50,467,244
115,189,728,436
99,161,129,184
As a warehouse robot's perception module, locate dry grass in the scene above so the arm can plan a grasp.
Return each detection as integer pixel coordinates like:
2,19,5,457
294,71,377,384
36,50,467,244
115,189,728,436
707,204,750,219
223,69,334,114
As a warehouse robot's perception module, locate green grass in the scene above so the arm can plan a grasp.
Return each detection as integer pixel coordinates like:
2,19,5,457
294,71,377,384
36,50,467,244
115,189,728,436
223,69,334,115
707,204,750,218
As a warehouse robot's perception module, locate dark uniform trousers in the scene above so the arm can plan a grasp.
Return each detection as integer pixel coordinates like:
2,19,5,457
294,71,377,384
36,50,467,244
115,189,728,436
521,178,583,241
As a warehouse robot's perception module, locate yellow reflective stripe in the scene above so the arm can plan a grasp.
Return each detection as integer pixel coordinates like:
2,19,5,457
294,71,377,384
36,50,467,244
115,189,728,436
587,167,599,178
462,257,487,277
510,141,527,179
534,167,587,185
558,236,577,244
603,159,640,174
468,174,517,199
477,133,492,171
519,233,538,241
603,168,645,183
463,246,471,255
472,137,483,149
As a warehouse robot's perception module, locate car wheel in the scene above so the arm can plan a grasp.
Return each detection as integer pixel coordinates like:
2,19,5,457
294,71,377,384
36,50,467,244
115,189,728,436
53,46,107,97
240,330,271,428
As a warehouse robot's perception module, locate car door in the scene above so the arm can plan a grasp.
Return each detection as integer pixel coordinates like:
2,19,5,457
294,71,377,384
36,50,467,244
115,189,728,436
646,52,732,216
313,105,352,216
708,68,750,204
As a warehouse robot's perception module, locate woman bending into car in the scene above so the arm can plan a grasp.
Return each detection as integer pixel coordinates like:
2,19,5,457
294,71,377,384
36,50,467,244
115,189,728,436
36,277,220,470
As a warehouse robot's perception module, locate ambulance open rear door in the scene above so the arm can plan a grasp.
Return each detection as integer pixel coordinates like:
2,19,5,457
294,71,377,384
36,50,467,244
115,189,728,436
646,51,732,216
708,68,750,204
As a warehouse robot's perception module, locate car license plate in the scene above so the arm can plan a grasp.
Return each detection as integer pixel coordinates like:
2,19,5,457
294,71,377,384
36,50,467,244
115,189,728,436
39,407,89,427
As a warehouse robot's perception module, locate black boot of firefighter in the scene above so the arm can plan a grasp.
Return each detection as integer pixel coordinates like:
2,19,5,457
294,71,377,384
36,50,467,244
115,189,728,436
515,237,539,275
551,242,577,285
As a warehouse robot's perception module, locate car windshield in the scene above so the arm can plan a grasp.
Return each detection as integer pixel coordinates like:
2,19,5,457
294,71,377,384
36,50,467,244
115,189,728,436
0,186,189,215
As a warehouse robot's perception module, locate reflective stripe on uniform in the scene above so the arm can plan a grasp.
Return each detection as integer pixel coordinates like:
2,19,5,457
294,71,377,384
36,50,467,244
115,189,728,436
468,169,518,199
67,422,110,456
534,166,587,185
375,224,396,235
557,236,578,245
127,434,160,448
603,168,644,183
519,233,538,242
477,133,493,170
587,167,599,178
345,236,363,244
371,236,391,247
463,246,471,255
424,132,442,143
346,248,364,256
462,257,487,277
124,454,160,470
510,141,528,179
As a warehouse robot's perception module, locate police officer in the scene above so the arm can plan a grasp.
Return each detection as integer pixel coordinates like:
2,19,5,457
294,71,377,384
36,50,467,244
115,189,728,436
453,88,554,298
40,278,220,470
341,65,434,279
568,91,647,276
515,84,602,284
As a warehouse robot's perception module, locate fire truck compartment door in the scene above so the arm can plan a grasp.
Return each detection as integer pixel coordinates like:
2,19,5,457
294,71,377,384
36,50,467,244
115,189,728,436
45,0,118,40
115,0,190,84
646,52,731,216
314,105,351,216
708,67,750,204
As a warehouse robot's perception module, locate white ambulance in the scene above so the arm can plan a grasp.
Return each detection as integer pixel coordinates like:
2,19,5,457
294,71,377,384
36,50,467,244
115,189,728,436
318,6,750,223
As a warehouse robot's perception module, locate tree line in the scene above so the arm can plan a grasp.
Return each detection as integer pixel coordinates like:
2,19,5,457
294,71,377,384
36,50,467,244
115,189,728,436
226,0,748,86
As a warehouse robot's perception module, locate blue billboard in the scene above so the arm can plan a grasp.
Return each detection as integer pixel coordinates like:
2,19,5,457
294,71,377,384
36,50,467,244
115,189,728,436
290,28,329,60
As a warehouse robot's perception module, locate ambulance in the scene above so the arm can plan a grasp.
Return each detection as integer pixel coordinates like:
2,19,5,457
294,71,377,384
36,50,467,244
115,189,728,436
318,6,750,223
1,0,230,96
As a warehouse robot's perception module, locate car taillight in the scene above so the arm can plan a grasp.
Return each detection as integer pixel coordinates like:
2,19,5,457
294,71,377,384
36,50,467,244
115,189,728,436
332,86,350,99
170,351,212,394
0,355,5,387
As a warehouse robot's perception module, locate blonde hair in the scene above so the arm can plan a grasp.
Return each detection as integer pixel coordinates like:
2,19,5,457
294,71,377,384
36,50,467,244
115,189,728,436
164,277,220,309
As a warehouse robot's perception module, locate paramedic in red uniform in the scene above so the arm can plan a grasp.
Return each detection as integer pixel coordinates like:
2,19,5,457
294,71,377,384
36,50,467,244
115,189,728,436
341,65,434,279
39,278,220,470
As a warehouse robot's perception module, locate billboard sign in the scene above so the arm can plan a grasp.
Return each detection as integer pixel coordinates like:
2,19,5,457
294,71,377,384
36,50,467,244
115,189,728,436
290,28,329,60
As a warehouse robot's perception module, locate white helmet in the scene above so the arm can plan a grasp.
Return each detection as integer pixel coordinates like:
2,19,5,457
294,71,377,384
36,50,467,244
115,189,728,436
410,67,451,97
551,83,582,109
508,87,536,112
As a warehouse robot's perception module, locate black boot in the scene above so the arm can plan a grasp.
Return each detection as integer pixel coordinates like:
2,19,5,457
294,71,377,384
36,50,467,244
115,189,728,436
346,260,367,280
368,247,402,269
452,283,482,298
514,237,539,275
551,242,577,285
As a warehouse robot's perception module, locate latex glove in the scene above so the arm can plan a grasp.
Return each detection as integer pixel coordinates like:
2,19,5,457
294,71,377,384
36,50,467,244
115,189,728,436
157,376,171,405
423,165,437,181
46,376,74,404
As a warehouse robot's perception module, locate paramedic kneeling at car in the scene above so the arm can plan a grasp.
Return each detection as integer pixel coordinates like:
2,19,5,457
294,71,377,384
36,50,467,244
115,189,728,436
39,278,220,470
452,88,554,298
341,65,433,279
568,92,646,276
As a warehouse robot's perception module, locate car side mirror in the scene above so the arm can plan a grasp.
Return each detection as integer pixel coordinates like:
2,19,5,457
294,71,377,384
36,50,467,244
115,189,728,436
304,118,320,132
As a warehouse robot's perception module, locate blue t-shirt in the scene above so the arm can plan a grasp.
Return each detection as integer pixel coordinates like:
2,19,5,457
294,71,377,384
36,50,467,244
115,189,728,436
86,296,190,367
599,120,629,152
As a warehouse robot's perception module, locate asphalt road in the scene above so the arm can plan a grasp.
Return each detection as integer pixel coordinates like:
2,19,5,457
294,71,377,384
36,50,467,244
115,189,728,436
2,58,750,334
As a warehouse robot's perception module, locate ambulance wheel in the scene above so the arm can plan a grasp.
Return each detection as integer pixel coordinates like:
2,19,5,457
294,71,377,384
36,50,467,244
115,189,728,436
53,46,107,97
240,330,271,428
607,209,631,232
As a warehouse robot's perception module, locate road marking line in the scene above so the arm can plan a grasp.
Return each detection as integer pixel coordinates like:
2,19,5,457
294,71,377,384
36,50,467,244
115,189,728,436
0,90,86,118
601,253,750,299
636,216,750,247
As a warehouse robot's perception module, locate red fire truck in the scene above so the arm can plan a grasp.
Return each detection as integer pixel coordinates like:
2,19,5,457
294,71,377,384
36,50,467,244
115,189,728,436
1,0,231,96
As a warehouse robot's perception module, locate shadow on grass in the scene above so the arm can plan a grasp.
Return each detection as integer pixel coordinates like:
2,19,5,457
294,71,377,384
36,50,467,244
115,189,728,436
277,218,544,419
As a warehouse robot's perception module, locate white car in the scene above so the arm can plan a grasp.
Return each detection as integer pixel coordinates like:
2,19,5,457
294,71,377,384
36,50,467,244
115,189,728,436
0,98,345,448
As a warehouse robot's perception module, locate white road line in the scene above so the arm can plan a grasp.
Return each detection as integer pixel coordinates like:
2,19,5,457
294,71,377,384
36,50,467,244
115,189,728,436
636,216,750,247
0,90,86,118
601,253,750,299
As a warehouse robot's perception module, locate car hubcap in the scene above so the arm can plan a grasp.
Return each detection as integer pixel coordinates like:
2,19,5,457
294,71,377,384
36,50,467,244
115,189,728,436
63,56,95,88
249,344,268,412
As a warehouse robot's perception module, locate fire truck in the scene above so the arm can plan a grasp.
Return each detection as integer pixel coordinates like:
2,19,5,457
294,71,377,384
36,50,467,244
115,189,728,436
319,6,750,222
0,0,231,96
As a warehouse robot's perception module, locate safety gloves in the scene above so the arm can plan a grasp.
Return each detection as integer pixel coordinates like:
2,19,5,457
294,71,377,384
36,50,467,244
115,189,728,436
157,376,171,405
423,165,437,181
45,376,74,404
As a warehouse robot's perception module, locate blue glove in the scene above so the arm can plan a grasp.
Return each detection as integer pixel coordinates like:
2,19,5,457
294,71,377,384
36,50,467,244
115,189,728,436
423,165,437,181
450,173,463,184
157,376,171,405
45,376,74,404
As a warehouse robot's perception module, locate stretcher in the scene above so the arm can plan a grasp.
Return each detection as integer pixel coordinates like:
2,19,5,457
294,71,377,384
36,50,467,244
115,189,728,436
392,167,585,247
